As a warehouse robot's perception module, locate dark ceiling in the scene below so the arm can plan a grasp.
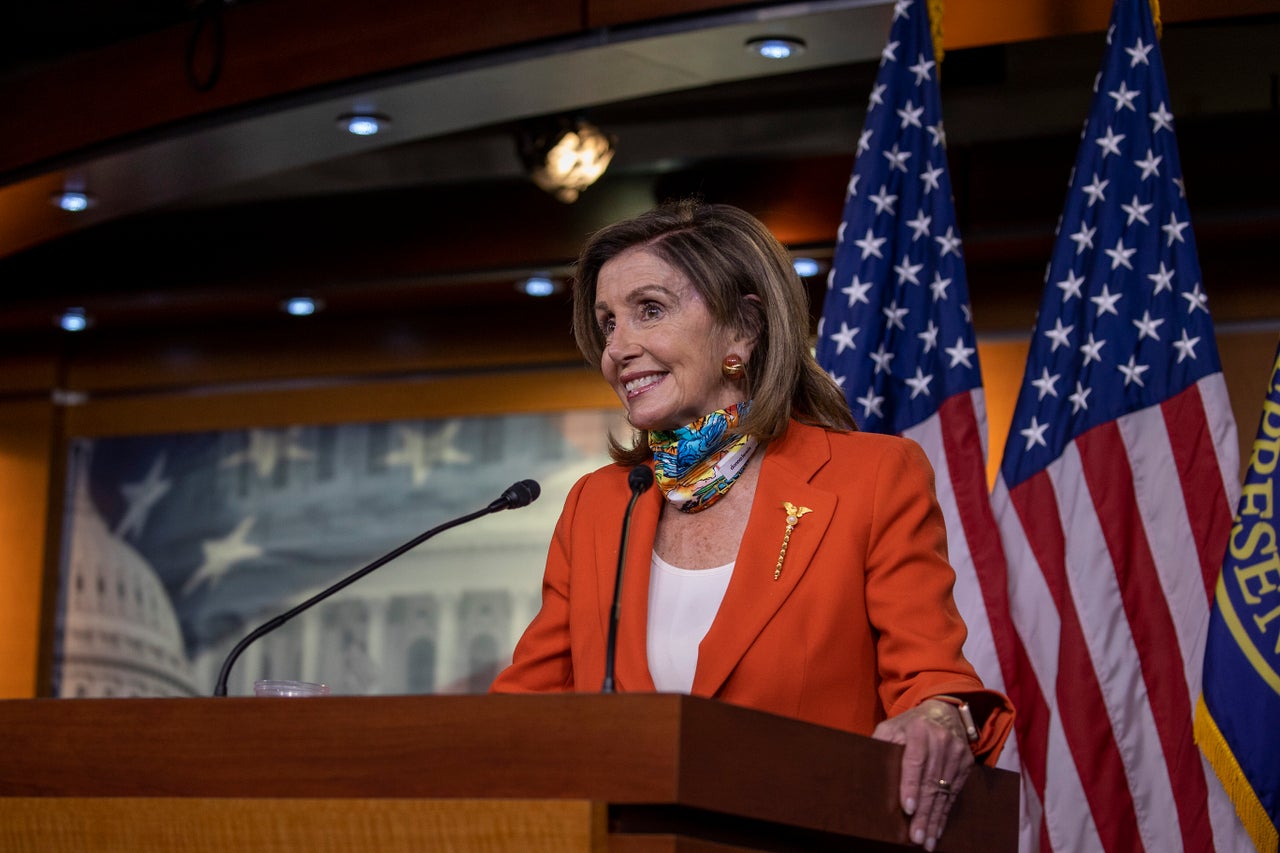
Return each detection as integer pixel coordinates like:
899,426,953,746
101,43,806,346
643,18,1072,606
1,2,1278,355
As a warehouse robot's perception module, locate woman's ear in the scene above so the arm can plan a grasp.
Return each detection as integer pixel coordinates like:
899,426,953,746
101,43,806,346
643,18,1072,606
735,294,765,360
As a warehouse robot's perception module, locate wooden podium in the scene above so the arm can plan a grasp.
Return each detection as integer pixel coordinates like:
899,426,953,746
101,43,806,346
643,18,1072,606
0,693,1017,852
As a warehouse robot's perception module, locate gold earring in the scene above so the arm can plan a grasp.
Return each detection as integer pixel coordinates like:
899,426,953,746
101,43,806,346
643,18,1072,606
722,354,745,379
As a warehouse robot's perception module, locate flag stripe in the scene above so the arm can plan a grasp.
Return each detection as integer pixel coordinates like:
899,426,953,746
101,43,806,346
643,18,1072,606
1008,470,1142,853
1161,381,1235,601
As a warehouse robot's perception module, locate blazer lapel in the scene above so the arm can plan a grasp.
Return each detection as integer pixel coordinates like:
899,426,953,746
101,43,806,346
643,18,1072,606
691,423,836,697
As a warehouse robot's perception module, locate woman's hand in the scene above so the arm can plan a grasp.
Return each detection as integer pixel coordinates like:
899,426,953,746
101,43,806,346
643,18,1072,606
872,698,975,851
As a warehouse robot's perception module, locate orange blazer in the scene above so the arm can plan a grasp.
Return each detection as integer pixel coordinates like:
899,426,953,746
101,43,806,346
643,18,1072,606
491,420,1013,762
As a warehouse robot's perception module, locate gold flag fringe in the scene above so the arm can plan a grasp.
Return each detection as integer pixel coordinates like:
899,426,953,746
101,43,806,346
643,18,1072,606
1149,0,1163,39
1194,695,1279,853
927,0,944,65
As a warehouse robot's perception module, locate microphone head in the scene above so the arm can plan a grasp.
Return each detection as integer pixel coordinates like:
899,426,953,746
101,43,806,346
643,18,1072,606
628,465,654,495
497,479,541,510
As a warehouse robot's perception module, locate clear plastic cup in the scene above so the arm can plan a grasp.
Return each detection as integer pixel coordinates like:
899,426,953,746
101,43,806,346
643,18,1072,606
253,679,330,697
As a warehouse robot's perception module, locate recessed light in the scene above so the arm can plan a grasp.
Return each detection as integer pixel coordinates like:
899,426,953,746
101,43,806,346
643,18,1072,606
746,37,806,60
51,191,95,212
58,307,90,332
793,257,821,278
282,296,322,316
518,276,558,297
337,113,390,136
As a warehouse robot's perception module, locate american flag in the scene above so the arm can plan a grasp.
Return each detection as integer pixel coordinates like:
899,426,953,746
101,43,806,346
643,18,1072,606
992,0,1248,849
814,0,1017,764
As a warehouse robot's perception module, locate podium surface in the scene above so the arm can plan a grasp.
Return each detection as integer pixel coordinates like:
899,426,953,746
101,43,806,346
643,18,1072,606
0,693,1017,852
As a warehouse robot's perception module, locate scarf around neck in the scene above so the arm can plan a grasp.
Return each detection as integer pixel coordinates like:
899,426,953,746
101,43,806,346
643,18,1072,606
648,401,758,513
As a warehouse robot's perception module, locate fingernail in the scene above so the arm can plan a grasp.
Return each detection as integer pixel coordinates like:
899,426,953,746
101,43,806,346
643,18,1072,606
904,797,916,815
925,837,936,851
912,828,925,845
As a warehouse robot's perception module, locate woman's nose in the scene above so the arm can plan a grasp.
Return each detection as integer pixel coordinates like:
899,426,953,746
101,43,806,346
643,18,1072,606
605,324,639,361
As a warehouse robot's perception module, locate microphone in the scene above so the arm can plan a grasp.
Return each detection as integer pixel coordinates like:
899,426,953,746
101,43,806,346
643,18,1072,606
602,464,654,693
212,479,541,697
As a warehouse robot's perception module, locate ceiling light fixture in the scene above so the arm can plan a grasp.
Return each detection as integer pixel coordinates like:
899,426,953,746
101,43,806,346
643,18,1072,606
519,117,616,204
792,257,821,278
746,36,806,60
51,190,95,212
57,307,90,332
337,113,390,136
281,296,323,316
518,276,559,297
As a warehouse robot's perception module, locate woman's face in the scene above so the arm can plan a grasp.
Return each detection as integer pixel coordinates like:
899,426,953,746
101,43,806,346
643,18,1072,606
594,247,753,431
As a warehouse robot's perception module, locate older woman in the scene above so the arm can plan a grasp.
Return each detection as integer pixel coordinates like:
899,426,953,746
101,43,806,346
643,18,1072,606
491,200,1013,851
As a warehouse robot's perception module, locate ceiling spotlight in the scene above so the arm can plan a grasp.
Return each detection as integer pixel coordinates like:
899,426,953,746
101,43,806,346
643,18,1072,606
792,257,821,278
337,113,390,136
518,276,559,297
746,37,806,60
51,190,95,212
58,307,90,332
519,117,616,204
281,296,322,316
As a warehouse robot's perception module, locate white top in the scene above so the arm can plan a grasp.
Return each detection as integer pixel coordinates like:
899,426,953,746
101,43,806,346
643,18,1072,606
646,551,734,693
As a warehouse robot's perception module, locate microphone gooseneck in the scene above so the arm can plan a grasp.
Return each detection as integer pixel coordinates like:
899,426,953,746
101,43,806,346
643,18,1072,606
602,464,654,693
212,479,540,697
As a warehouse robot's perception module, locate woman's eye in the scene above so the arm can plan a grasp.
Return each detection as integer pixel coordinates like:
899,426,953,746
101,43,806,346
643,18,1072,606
641,302,663,320
600,317,615,337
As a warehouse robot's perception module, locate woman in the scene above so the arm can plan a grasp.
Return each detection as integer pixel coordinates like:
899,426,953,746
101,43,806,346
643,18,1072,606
491,200,1013,851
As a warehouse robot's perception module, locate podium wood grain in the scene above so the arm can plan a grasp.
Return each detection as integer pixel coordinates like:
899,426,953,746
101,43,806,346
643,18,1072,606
0,693,1017,851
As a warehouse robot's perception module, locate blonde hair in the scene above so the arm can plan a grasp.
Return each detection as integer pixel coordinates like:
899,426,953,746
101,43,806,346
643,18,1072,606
572,199,855,464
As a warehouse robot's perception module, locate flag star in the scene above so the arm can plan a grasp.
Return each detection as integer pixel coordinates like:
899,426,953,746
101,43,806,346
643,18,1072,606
1068,381,1092,414
1020,416,1050,450
1173,176,1187,197
945,337,976,368
1104,237,1137,270
908,53,936,84
1107,23,1116,45
1149,101,1174,133
894,255,924,285
893,0,912,20
919,162,944,193
836,222,847,246
1044,317,1074,351
1121,194,1153,225
897,100,925,129
1125,37,1153,66
1069,222,1097,254
869,185,898,215
856,388,885,418
1095,126,1126,158
1057,270,1086,301
883,300,909,330
857,128,874,155
1091,283,1123,315
1147,262,1175,294
917,320,940,353
846,174,860,199
1132,310,1165,341
905,366,934,399
906,209,933,241
927,122,946,148
828,321,860,355
962,303,972,323
1182,282,1209,314
929,272,952,302
883,143,912,172
1080,333,1106,365
826,269,835,290
881,41,900,65
1173,328,1201,362
870,343,896,374
1134,148,1163,180
1118,354,1150,387
841,276,873,308
935,226,962,257
869,82,887,108
1162,211,1189,246
854,228,886,260
1031,367,1061,400
1108,80,1140,112
1081,173,1109,206
828,370,846,388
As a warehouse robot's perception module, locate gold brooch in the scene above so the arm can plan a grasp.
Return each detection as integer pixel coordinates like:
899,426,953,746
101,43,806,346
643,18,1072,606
774,501,812,580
